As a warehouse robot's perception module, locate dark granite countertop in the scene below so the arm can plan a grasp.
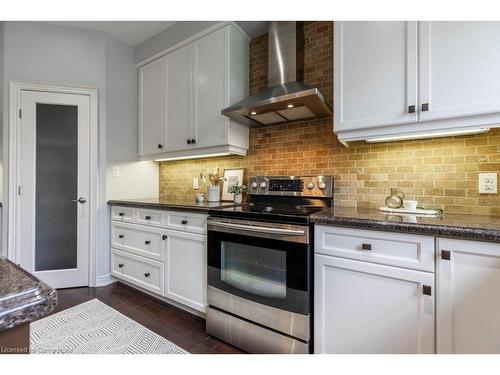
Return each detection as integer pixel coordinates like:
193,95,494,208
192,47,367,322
108,198,239,212
0,257,57,331
310,207,500,242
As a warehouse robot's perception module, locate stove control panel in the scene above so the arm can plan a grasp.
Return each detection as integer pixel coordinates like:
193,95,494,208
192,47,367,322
248,176,333,197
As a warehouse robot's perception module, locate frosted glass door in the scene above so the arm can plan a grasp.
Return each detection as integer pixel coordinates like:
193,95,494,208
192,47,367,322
35,104,78,271
19,90,90,288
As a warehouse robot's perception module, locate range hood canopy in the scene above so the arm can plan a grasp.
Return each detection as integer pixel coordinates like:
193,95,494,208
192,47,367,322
222,21,332,126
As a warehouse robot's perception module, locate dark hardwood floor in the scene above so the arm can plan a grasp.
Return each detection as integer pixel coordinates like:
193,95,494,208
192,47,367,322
48,282,244,354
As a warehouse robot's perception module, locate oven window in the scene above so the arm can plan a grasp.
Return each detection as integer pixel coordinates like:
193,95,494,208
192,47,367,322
221,241,286,299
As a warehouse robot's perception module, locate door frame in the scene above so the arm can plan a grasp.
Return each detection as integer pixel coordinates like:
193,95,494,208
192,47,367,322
8,81,99,287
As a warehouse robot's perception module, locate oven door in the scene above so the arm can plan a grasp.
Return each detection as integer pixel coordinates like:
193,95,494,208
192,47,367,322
207,217,310,316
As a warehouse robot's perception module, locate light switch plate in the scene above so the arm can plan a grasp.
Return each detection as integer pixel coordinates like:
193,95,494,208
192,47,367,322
479,173,497,194
193,178,199,189
112,165,120,177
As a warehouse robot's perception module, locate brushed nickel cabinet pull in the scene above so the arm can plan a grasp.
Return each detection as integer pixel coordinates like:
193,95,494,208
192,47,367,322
441,250,451,260
361,243,372,251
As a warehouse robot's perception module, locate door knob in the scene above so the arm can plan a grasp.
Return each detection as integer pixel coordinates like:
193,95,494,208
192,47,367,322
71,197,87,204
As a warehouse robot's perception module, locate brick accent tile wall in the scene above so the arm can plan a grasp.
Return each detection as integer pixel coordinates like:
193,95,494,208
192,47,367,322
160,21,500,216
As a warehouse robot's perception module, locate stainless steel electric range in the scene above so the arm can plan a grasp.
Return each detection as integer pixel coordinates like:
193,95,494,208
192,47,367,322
206,175,333,354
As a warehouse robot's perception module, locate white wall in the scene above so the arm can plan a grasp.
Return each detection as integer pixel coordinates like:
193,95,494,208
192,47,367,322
105,35,158,200
1,22,158,282
0,22,4,257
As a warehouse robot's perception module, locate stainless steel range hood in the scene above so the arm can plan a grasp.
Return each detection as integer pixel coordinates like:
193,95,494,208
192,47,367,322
222,21,332,126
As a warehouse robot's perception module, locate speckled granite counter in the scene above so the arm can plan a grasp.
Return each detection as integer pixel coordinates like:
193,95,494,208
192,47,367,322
108,198,238,212
310,207,500,242
0,257,57,331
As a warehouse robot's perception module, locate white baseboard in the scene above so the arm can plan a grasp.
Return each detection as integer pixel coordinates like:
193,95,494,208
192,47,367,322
95,274,117,287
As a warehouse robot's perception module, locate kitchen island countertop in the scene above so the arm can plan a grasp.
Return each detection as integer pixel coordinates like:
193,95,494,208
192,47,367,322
310,207,500,242
0,257,57,331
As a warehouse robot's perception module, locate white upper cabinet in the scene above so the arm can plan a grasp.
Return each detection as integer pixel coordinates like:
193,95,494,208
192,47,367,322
138,57,167,156
165,43,195,152
437,238,500,354
138,23,249,160
334,22,418,132
194,27,229,149
335,21,500,142
419,22,500,122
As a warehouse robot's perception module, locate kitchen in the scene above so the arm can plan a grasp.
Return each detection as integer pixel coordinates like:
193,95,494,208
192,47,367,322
2,0,500,372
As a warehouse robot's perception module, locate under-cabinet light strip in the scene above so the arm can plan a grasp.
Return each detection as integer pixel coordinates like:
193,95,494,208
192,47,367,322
365,128,491,143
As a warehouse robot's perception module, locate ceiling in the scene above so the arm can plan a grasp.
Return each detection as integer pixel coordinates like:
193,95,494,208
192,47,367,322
43,21,268,47
44,21,178,46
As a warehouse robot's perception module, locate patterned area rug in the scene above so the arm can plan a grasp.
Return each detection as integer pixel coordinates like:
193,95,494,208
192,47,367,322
30,299,188,354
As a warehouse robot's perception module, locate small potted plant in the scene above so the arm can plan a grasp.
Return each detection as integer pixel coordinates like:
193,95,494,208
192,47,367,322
228,183,246,204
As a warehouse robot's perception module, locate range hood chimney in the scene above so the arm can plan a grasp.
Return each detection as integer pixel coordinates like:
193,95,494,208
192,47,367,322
222,21,332,126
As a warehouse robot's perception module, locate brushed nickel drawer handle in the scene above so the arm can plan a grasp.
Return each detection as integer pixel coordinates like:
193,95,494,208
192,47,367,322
361,243,372,251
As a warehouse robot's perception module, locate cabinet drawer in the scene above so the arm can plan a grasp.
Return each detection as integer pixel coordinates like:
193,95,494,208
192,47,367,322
111,249,164,295
135,208,163,227
165,211,206,234
111,206,135,222
111,222,165,261
315,225,435,272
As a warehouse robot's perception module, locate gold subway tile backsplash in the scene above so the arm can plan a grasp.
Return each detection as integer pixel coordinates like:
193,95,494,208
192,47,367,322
159,21,500,216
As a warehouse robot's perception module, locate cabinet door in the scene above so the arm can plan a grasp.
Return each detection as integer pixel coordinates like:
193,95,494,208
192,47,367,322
139,57,166,156
194,26,229,148
166,44,195,152
164,230,207,312
437,238,500,353
314,255,434,354
334,21,418,132
419,22,500,122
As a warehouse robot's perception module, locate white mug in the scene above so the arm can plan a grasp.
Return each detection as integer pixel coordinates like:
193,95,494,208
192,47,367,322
194,193,204,203
403,200,418,211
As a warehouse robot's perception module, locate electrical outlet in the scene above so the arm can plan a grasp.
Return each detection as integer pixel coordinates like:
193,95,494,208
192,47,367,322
112,165,120,177
193,178,199,190
479,173,497,194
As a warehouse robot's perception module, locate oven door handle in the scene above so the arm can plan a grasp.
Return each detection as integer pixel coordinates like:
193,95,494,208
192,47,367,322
209,221,306,236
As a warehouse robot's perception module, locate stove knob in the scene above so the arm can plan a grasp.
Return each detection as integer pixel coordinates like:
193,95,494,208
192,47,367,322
251,181,259,189
259,181,267,189
306,182,315,190
318,181,327,190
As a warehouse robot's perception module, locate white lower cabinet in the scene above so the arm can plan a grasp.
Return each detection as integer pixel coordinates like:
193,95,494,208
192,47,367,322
110,205,207,314
314,225,435,354
314,254,434,354
437,238,500,353
164,230,207,312
111,249,164,295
